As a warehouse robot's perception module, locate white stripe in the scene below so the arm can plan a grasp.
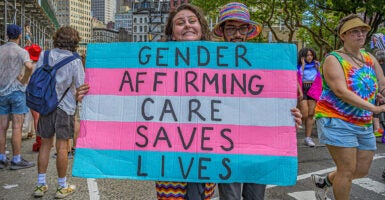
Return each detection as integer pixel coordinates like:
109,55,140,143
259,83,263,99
87,178,100,200
82,95,296,126
288,191,317,200
353,178,385,195
267,153,385,189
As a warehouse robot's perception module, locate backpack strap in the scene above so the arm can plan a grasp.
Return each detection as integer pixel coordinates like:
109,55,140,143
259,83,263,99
51,53,81,72
43,50,50,67
51,52,81,104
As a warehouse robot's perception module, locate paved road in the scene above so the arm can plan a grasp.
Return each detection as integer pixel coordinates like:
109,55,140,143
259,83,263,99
1,127,385,200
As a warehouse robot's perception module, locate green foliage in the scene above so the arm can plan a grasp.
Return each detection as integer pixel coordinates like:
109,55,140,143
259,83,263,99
191,0,385,55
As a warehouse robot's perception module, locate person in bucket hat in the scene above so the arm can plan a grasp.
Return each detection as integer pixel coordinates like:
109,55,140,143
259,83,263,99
213,2,262,41
214,2,302,200
311,14,385,200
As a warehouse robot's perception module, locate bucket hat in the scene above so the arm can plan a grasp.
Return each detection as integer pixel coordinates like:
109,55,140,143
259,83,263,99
213,2,262,40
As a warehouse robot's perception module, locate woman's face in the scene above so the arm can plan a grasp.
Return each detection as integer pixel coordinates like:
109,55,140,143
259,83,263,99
172,9,202,41
341,26,368,47
305,50,314,63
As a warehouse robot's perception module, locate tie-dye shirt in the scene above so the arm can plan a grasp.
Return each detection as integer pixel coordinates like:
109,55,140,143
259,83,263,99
315,50,377,127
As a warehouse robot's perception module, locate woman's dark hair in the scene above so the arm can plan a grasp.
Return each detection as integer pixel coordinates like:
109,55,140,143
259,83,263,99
53,26,81,52
164,4,211,41
297,47,317,65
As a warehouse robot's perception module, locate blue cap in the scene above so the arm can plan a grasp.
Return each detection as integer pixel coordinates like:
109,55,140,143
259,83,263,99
7,24,22,39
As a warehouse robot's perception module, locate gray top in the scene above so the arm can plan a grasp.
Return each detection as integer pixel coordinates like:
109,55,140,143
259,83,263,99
0,42,31,96
35,48,85,115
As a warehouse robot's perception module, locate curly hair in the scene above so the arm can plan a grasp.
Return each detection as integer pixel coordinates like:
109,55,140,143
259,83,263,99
164,4,211,41
297,47,317,65
53,26,81,52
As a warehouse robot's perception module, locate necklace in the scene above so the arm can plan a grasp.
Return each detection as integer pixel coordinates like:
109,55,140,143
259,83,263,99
337,48,366,67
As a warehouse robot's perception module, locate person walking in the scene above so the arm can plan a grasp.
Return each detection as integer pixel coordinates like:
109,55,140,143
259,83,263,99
212,2,302,200
33,26,85,199
24,44,42,150
311,14,385,200
0,24,35,170
297,47,320,147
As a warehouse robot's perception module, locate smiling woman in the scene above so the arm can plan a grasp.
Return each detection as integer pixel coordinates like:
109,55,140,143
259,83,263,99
155,4,216,200
163,4,211,42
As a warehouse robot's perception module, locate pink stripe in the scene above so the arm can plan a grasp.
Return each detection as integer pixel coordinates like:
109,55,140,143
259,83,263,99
85,68,296,98
77,121,297,156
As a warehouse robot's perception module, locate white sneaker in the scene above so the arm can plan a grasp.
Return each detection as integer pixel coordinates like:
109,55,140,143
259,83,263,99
304,137,315,147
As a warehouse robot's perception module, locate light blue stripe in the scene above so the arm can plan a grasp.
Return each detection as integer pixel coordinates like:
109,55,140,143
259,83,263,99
72,148,297,186
85,42,297,70
81,95,297,126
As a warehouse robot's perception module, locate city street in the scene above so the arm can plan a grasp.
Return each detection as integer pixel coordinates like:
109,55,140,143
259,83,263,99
1,127,385,200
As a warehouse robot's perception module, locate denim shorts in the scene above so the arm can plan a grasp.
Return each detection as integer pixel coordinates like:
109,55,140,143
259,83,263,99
316,117,376,151
0,91,29,115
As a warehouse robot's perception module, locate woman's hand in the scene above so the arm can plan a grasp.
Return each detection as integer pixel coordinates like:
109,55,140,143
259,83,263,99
290,108,302,128
76,83,90,101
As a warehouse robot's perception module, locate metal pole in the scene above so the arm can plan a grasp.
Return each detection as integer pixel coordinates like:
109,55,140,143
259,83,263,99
4,0,8,41
21,1,25,46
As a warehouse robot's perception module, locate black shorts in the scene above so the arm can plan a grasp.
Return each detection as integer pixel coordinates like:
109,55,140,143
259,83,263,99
37,108,74,140
302,82,316,101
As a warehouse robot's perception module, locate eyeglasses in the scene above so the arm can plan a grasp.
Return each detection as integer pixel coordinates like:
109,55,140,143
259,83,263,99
223,25,250,36
347,28,368,36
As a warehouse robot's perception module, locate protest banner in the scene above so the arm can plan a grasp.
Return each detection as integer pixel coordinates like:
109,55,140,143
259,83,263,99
73,42,298,185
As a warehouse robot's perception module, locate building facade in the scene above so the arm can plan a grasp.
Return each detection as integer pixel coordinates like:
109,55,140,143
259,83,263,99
93,28,119,43
55,0,92,54
91,0,116,24
115,11,133,35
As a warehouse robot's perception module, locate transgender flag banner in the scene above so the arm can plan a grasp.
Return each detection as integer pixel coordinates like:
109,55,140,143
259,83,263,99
72,42,298,186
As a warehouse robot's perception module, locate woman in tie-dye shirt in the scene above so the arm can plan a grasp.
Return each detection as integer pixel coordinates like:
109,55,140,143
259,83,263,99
311,14,385,200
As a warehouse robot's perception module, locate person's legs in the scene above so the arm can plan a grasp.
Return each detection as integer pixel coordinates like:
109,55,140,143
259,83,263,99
37,137,54,174
305,99,316,138
0,115,10,154
326,146,357,200
11,114,24,156
300,99,315,146
0,114,10,168
53,108,76,198
0,94,10,159
218,183,242,200
242,183,266,200
299,99,309,123
34,112,55,197
56,139,69,178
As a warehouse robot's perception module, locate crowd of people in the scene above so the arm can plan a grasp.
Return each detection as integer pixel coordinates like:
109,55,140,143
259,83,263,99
1,1,384,200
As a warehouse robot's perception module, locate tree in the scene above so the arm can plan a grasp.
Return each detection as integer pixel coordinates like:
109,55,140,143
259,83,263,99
192,0,307,43
191,0,385,55
299,0,385,54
